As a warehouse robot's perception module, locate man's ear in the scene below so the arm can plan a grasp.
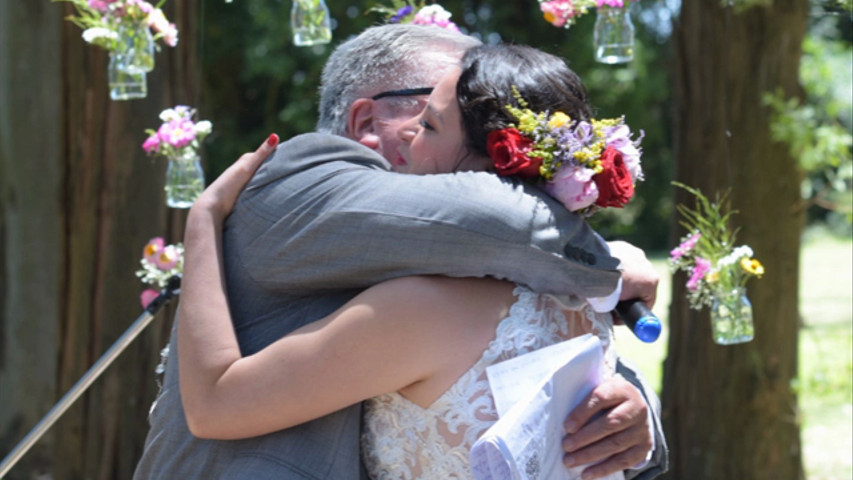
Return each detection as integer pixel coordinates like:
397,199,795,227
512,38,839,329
348,98,380,150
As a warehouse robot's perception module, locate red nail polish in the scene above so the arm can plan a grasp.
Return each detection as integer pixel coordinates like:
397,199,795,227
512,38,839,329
266,133,279,146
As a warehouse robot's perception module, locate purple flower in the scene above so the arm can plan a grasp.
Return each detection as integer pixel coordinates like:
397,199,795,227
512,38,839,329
573,121,595,144
391,5,413,23
604,124,644,181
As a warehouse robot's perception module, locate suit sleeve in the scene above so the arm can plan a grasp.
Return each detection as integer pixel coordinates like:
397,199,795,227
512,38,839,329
227,133,621,298
616,359,669,479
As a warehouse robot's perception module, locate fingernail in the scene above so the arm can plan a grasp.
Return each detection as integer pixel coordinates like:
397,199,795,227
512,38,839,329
564,420,577,433
266,133,279,146
564,454,576,467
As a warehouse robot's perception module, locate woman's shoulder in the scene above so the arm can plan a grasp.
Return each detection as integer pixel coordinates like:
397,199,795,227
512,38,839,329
372,276,516,307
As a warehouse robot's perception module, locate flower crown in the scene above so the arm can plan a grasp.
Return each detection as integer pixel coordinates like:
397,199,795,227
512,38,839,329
486,87,643,215
539,0,628,28
370,1,460,31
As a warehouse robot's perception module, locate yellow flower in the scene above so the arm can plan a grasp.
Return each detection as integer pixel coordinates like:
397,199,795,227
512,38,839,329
740,258,764,277
706,270,720,284
548,112,571,129
144,243,160,257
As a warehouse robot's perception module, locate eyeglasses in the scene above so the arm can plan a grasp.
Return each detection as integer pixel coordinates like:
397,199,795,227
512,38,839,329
371,87,434,101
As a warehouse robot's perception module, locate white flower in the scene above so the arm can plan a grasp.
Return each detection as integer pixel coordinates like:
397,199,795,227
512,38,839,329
717,245,754,267
159,108,179,123
82,27,118,45
415,5,453,22
146,8,169,31
159,106,192,123
193,120,212,136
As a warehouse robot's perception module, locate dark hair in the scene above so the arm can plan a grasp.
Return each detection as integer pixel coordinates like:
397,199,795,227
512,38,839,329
456,44,592,158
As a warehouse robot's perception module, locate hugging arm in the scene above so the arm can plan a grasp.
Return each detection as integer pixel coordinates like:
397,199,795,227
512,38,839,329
221,135,666,477
179,138,506,439
231,133,622,300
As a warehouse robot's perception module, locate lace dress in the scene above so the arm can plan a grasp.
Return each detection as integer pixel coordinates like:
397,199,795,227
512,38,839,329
361,286,617,480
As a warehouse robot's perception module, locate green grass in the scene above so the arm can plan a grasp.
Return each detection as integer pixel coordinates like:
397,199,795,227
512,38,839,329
613,228,853,479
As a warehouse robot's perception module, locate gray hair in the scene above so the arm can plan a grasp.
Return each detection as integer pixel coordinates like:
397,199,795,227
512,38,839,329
316,24,482,135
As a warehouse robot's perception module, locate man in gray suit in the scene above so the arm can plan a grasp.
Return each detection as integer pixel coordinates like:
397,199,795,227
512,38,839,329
134,24,667,480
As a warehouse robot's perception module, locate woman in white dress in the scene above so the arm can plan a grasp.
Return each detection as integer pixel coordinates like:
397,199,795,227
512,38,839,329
178,44,653,479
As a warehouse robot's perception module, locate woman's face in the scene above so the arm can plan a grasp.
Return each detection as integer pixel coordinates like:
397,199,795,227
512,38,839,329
394,68,488,175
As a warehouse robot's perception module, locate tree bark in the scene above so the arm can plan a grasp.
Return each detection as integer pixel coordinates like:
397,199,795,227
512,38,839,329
663,1,807,479
0,1,198,479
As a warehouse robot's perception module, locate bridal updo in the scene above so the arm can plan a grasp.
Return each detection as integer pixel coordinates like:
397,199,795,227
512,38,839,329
456,44,592,160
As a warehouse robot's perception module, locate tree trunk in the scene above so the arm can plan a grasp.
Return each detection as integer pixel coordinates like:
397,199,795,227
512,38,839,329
0,1,198,479
662,1,807,479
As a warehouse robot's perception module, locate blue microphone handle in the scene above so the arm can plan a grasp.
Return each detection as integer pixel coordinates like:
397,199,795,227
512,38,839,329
614,299,661,343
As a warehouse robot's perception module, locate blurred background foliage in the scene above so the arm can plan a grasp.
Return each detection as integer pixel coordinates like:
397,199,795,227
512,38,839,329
196,0,851,251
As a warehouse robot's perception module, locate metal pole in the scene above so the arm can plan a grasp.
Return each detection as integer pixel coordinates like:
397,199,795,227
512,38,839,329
0,276,180,479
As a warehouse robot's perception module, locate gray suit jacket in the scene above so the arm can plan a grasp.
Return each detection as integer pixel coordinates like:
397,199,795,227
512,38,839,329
134,133,666,479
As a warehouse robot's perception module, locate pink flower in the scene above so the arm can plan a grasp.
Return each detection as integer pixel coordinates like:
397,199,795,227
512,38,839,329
543,165,599,212
686,257,711,291
540,0,581,28
596,0,626,7
148,8,179,47
154,245,180,271
142,134,160,154
132,0,155,14
670,232,701,260
158,120,196,149
412,5,460,31
143,237,164,264
88,0,118,13
161,23,179,47
140,288,160,309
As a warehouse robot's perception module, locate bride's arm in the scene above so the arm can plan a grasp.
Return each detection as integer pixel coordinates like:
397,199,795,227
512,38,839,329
177,136,495,440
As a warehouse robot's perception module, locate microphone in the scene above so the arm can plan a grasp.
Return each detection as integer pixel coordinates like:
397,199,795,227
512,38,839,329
614,299,662,343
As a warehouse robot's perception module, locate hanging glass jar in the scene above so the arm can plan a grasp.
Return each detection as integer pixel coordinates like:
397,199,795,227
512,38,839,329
164,149,205,208
593,5,635,64
108,52,148,100
291,0,332,47
108,23,155,100
710,287,755,345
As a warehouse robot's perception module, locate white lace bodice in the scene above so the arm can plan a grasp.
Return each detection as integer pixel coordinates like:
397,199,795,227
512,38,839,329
361,287,616,480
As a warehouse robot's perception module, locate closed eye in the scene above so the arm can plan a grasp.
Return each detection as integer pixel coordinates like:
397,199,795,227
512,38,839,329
419,119,435,132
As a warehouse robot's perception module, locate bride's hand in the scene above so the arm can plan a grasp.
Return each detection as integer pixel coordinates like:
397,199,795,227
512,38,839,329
192,133,280,220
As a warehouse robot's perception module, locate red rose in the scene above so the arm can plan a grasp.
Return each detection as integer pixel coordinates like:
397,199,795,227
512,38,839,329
592,146,634,208
486,129,542,179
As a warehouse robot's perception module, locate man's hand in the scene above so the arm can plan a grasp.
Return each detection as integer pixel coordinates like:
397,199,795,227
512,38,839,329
607,241,659,309
562,376,653,479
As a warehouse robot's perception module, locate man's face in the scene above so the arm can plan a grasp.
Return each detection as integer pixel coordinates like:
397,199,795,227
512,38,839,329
356,50,464,166
371,94,432,169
